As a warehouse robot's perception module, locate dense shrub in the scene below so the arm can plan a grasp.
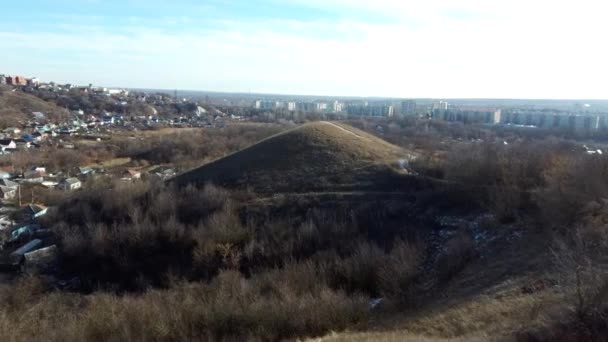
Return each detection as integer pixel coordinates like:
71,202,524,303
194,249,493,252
0,270,368,341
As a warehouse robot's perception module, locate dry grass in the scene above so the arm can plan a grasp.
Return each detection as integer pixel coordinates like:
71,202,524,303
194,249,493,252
174,121,409,193
0,271,369,342
311,284,564,342
311,331,499,342
0,86,68,126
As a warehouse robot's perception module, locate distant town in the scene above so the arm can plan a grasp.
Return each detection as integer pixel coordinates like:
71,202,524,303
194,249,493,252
3,73,608,137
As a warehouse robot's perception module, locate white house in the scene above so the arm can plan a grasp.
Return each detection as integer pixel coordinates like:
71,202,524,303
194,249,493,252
0,186,16,200
0,139,16,152
3,127,21,135
58,178,82,191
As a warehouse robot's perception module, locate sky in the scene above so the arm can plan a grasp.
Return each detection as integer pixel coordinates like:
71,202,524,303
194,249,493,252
1,0,608,99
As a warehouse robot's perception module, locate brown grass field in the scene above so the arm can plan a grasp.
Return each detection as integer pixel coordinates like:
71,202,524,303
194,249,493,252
0,86,68,125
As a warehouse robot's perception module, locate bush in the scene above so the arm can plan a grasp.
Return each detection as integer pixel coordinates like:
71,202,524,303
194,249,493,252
0,270,369,341
436,231,475,282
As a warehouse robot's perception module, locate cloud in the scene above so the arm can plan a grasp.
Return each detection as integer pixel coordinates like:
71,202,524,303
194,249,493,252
3,0,608,98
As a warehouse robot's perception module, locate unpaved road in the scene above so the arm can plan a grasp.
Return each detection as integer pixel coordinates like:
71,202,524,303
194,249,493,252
320,121,362,138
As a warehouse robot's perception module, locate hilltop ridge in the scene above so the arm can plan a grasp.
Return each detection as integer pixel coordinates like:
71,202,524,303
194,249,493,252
174,121,410,193
0,85,68,126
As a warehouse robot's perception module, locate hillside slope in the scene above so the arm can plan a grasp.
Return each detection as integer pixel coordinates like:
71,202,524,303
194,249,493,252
0,86,68,126
174,121,410,193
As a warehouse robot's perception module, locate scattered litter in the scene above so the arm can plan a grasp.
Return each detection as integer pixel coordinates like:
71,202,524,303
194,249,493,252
370,298,384,309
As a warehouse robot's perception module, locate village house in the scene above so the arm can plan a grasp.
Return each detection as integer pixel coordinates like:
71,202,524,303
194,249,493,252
32,167,46,175
0,186,16,200
122,169,142,181
31,132,47,141
0,139,16,152
0,179,20,190
148,166,176,180
5,76,27,86
26,78,40,86
3,127,21,135
22,167,46,184
78,167,95,177
0,179,20,200
13,139,31,149
58,178,81,191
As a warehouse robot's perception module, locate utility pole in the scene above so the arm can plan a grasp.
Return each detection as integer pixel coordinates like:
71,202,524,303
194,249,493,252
18,185,21,207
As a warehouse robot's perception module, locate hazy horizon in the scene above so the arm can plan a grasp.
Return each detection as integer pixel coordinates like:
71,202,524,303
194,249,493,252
3,0,607,99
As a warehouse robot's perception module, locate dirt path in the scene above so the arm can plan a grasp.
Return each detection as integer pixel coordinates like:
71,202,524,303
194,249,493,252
320,121,362,138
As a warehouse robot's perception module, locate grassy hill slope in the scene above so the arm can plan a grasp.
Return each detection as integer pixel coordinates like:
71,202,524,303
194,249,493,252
174,121,410,193
0,86,68,126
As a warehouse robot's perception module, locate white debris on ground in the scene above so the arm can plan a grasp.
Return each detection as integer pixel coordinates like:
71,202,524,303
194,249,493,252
369,298,384,310
433,214,524,259
398,153,418,174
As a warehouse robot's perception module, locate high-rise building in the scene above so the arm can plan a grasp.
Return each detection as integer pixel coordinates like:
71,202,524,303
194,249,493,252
333,101,344,113
401,100,416,115
5,76,27,86
254,100,275,110
296,102,316,112
432,101,449,111
315,103,328,111
346,104,394,117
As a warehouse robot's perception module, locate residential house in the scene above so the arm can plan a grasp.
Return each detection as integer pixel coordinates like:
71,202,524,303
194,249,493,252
58,178,81,191
37,124,55,133
41,180,59,189
27,78,40,86
78,167,95,177
0,139,16,152
0,182,17,204
32,167,46,175
21,134,35,142
0,179,19,189
0,170,11,179
31,132,47,141
122,169,141,181
3,127,21,135
22,167,46,183
149,166,176,180
0,186,16,200
58,127,76,135
13,139,31,149
5,76,27,86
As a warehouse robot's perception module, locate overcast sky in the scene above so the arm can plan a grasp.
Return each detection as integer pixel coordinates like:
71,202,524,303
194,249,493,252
2,0,607,98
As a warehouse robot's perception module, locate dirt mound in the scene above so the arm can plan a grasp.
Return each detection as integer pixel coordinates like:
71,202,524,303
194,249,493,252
173,121,407,193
